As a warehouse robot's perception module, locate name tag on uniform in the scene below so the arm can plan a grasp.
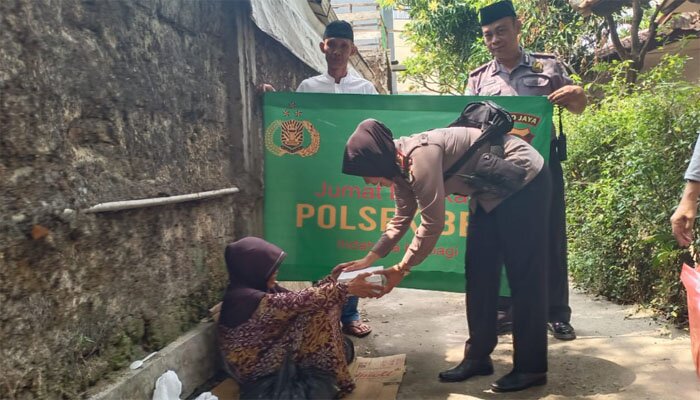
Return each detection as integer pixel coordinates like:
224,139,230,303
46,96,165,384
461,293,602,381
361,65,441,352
521,76,550,88
478,79,501,96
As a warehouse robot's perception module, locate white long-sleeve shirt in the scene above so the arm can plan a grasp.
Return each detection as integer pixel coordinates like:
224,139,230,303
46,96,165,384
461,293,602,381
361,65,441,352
296,72,377,94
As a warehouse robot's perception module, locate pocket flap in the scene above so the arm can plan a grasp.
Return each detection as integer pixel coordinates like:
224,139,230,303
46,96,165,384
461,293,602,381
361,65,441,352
522,75,550,87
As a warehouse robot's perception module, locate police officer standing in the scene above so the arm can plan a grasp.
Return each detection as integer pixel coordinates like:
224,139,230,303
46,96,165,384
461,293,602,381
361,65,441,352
467,1,587,341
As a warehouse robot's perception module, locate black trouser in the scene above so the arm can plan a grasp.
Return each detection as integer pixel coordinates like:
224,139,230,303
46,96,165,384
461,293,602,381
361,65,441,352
547,139,571,322
465,167,551,373
497,142,571,323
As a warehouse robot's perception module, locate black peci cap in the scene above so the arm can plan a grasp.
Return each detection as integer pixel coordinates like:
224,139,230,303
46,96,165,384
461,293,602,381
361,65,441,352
324,20,354,41
479,1,517,26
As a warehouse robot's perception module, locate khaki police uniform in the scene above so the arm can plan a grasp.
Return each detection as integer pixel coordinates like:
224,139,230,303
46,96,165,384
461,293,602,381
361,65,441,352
467,51,572,100
369,126,551,374
467,49,573,325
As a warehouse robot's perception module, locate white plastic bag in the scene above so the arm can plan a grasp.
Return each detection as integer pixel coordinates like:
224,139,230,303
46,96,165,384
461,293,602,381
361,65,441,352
153,370,182,400
193,392,218,400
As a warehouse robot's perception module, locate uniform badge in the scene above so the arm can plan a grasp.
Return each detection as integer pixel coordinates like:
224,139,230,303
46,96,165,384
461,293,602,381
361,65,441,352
531,61,543,73
396,152,414,184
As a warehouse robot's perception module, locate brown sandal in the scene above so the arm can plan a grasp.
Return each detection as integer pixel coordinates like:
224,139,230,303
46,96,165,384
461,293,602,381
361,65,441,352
342,320,372,338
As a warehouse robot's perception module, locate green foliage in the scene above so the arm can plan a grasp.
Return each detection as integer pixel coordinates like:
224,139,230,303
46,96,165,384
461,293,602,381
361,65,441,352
516,0,596,72
381,0,594,93
380,0,482,93
565,54,700,323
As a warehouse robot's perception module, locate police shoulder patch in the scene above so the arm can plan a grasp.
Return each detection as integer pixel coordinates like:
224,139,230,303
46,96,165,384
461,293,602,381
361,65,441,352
469,61,492,77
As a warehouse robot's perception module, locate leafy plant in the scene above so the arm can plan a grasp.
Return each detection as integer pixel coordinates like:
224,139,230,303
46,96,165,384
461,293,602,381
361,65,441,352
565,54,700,323
380,0,483,93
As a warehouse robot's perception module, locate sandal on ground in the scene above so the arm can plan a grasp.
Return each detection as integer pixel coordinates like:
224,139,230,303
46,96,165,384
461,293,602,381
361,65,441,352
342,320,372,338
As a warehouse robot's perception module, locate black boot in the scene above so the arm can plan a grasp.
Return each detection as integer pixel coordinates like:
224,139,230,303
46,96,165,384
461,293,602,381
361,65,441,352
438,355,493,382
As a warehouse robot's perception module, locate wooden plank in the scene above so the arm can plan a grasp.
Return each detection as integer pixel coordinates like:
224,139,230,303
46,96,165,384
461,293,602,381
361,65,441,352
353,21,381,28
335,11,380,22
357,45,382,52
333,2,378,9
354,30,381,41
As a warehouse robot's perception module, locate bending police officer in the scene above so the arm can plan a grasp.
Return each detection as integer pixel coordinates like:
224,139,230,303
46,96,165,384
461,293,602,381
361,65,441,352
337,105,552,392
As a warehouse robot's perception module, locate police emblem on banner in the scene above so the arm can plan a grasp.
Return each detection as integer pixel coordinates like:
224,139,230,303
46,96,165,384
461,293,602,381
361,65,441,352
265,102,320,157
508,112,542,144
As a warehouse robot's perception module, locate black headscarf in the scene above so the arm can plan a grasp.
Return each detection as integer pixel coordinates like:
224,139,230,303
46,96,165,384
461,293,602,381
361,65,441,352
219,237,287,329
342,119,401,179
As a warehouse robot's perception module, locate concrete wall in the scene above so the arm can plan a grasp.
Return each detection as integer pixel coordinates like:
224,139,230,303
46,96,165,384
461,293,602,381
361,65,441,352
0,0,314,398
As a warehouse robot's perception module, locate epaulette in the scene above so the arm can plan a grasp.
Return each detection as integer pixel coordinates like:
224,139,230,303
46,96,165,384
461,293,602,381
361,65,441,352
469,61,492,77
531,52,557,59
532,52,574,73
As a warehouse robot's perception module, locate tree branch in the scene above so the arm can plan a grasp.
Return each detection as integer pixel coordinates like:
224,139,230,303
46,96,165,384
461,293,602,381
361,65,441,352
445,82,462,95
639,2,665,68
630,0,644,55
408,75,445,94
605,14,629,59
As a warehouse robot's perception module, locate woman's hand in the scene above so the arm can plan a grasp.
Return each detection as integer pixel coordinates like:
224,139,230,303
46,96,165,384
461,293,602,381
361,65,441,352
330,264,346,281
346,272,383,298
334,252,379,274
373,265,408,297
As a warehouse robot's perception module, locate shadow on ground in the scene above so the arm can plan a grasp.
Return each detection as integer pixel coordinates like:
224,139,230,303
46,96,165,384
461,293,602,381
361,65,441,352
355,287,697,399
427,352,635,399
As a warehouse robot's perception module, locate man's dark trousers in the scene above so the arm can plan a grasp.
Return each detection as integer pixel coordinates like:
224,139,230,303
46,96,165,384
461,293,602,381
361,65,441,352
465,167,551,373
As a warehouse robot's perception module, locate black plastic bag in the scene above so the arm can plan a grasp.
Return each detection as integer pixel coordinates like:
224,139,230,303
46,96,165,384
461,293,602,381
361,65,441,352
342,335,355,365
239,352,340,400
457,152,527,197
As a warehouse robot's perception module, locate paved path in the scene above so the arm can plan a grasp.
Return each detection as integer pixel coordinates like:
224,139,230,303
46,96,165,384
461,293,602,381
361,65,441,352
352,287,699,399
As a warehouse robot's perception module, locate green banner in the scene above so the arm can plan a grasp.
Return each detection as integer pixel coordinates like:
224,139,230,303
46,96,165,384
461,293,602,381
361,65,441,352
263,93,552,292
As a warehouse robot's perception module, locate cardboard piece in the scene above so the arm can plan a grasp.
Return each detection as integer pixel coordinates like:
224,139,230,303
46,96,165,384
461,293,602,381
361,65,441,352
211,378,239,399
210,354,406,400
345,354,406,400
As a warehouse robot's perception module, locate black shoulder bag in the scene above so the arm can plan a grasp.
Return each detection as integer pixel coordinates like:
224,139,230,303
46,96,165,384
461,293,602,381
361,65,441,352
444,101,527,198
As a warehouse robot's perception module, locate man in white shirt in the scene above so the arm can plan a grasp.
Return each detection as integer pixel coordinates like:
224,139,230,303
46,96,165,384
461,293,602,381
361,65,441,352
296,20,377,95
298,20,377,338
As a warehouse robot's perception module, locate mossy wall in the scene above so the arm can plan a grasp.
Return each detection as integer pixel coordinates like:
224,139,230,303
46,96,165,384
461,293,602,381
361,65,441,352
0,0,315,398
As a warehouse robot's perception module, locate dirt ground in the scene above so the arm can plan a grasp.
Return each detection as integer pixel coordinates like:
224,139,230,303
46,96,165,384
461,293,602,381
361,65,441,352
351,287,700,399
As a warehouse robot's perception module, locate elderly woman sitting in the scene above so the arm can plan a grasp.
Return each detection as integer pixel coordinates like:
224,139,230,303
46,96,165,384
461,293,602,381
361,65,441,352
217,237,381,397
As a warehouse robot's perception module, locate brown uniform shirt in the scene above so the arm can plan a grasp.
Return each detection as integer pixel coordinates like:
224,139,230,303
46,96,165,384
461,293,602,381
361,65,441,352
466,50,572,139
371,127,544,268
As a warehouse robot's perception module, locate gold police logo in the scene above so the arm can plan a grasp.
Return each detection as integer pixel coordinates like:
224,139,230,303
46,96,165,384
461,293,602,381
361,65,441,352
265,103,320,157
531,61,544,73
